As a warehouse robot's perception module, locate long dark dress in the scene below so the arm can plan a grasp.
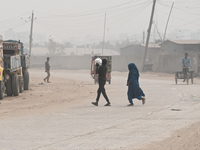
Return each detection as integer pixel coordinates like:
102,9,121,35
127,63,145,104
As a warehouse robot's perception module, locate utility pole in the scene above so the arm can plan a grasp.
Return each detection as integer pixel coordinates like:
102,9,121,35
154,21,163,42
102,13,106,55
29,10,34,57
163,2,174,42
142,0,156,71
143,31,145,44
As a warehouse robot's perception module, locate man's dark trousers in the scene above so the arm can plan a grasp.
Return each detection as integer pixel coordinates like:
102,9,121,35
96,81,109,103
183,68,189,80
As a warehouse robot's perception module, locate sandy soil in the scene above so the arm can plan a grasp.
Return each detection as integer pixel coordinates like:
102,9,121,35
0,69,200,150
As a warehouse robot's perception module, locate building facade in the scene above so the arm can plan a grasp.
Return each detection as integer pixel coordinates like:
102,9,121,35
160,40,200,54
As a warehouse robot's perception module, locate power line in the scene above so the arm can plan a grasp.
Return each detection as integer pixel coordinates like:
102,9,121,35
35,0,143,19
107,2,152,34
34,1,152,39
0,11,31,23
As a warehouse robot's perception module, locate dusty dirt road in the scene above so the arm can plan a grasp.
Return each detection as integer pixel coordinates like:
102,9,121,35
0,69,200,150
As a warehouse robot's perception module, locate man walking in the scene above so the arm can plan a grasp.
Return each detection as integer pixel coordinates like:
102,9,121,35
182,53,191,82
92,59,111,106
44,57,51,83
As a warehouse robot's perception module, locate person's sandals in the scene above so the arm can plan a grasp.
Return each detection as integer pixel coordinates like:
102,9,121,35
127,103,134,106
104,102,111,106
141,97,146,105
92,102,98,106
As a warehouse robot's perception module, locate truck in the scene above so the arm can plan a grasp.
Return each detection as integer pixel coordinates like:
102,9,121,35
0,35,29,99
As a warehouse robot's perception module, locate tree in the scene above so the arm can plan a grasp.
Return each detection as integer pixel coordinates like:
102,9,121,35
64,41,73,48
45,39,65,56
76,45,85,48
104,41,114,49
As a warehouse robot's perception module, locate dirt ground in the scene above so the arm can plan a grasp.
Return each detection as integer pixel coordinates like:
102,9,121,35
0,69,200,150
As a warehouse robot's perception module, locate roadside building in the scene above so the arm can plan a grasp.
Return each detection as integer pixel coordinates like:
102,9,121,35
156,40,200,73
118,40,200,74
120,44,161,56
160,40,200,54
119,44,161,71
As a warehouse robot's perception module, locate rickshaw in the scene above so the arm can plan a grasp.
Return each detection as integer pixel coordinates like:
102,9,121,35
175,69,194,85
90,56,112,84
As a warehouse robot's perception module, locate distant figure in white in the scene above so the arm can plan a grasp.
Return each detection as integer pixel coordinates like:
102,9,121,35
182,53,191,82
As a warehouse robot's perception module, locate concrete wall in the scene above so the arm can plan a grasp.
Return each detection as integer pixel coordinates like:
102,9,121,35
120,45,144,55
120,45,161,56
30,55,143,72
30,54,199,74
112,55,143,72
161,41,183,54
198,54,200,75
161,41,200,54
31,55,91,70
157,54,198,73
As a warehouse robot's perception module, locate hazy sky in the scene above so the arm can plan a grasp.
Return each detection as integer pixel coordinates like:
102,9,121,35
0,0,200,43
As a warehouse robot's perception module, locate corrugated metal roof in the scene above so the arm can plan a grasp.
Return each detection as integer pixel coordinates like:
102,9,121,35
120,44,160,50
165,40,200,44
120,44,134,50
140,43,160,48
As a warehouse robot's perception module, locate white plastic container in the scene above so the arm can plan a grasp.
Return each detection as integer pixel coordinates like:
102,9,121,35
95,57,102,66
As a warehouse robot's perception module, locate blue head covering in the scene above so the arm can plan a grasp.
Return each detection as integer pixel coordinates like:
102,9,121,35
128,63,139,77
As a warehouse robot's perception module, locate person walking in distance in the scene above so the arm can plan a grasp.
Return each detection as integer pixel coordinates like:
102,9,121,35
127,63,145,106
92,59,111,106
44,57,51,83
182,53,191,82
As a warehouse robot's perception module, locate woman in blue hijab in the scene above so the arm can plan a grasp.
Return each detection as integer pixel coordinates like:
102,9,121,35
127,63,145,106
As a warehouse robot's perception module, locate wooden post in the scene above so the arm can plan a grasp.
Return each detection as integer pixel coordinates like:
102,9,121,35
163,2,174,41
29,11,34,57
102,13,106,55
142,0,156,71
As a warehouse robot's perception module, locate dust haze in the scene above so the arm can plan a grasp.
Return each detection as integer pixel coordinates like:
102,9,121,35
0,0,200,150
